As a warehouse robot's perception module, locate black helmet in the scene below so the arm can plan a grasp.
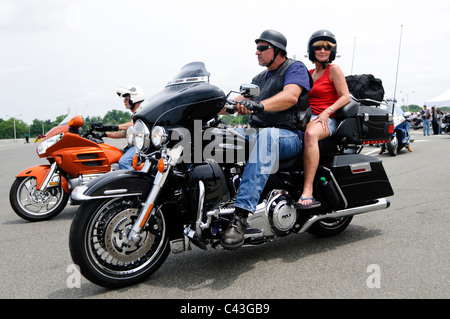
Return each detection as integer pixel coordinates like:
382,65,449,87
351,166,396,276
307,29,337,62
255,30,287,53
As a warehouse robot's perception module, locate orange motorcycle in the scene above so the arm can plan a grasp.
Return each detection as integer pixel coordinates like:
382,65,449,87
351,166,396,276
9,113,133,221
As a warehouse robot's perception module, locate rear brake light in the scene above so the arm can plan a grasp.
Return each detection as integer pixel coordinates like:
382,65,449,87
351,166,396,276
387,124,394,134
362,140,389,145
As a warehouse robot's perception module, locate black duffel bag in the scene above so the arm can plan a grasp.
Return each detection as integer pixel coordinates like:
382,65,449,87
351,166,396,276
345,74,385,105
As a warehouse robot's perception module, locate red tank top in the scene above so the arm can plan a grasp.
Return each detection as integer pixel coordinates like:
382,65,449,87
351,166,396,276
309,67,339,116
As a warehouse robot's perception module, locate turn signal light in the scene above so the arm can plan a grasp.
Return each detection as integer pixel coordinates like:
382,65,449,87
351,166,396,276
68,116,84,128
132,154,139,169
157,158,166,173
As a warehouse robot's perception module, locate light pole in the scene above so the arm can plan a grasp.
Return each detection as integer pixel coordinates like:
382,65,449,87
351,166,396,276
400,90,415,112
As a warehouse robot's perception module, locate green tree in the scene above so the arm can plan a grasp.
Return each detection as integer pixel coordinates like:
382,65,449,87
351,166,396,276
29,119,47,137
0,109,141,139
401,104,421,113
0,118,28,139
103,110,131,124
220,114,249,126
54,114,68,125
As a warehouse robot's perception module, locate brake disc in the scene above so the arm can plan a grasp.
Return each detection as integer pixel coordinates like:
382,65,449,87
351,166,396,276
104,209,155,263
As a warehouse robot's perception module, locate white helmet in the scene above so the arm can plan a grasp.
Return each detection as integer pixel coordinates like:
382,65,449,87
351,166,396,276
116,85,145,107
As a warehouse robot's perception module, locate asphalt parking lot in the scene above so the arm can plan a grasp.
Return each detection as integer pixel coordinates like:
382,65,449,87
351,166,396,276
0,129,448,299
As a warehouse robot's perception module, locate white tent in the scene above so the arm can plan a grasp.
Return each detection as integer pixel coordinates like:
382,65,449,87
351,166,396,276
424,89,450,107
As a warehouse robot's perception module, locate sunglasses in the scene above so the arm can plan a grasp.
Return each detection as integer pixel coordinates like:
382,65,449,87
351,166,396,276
314,45,332,51
256,45,274,52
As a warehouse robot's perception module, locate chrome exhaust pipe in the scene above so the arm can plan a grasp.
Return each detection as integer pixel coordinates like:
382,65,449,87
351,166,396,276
298,198,390,234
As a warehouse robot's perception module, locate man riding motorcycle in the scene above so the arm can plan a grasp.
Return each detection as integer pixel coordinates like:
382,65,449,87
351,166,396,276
103,85,145,169
221,30,312,249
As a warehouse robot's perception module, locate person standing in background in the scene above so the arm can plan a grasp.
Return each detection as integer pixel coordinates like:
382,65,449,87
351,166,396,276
420,105,431,136
431,106,439,135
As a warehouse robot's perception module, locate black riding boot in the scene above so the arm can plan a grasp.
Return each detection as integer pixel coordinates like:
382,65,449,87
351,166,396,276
221,208,249,250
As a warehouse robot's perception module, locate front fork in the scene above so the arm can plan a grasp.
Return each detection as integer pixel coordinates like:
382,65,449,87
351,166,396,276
127,146,184,243
40,162,58,191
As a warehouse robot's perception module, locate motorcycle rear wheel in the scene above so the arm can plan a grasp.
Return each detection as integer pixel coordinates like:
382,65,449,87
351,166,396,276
69,197,170,289
9,176,69,222
307,216,353,237
386,135,399,156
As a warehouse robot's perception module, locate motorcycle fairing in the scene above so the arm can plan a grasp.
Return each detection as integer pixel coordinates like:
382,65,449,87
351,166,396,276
74,169,153,199
44,132,123,176
133,62,226,128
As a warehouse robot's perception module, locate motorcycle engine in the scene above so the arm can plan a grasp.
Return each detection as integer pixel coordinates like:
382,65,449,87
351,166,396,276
267,190,297,236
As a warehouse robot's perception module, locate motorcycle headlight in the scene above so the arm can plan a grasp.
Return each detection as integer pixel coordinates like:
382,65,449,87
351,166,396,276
37,133,64,155
134,120,150,152
151,126,168,147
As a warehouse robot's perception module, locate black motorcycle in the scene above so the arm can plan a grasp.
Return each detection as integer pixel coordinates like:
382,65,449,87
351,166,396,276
69,62,395,288
410,114,423,130
441,113,450,134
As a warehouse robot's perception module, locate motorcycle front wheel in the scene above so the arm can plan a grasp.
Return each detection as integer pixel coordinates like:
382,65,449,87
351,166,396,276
69,196,170,289
9,176,69,221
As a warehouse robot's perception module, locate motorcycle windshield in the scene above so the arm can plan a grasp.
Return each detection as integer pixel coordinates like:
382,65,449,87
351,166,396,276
165,61,210,87
59,103,88,126
134,62,226,127
393,106,404,116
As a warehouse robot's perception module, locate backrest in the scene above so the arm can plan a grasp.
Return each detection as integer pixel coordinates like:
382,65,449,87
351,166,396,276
336,98,359,120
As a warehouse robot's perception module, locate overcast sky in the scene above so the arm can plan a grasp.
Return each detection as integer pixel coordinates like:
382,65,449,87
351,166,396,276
1,0,449,124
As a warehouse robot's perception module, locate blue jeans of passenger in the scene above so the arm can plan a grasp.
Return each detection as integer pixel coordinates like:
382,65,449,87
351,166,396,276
118,146,136,170
234,127,303,213
423,118,430,136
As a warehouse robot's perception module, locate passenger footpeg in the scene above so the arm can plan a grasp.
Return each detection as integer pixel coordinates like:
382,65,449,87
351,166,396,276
293,199,321,210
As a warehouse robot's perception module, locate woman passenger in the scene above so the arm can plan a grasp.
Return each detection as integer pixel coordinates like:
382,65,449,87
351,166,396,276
297,30,350,207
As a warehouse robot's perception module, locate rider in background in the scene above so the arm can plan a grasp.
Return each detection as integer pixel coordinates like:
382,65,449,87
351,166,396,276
105,85,145,169
297,30,350,208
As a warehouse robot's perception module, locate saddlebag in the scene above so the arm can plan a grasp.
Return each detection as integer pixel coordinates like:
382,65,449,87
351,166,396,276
330,154,394,205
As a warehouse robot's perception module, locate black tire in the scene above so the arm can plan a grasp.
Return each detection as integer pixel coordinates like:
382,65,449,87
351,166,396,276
9,176,69,222
69,197,170,288
386,135,398,156
307,216,353,237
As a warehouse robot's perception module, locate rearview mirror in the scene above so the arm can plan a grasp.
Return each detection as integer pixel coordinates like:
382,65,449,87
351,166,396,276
240,84,260,98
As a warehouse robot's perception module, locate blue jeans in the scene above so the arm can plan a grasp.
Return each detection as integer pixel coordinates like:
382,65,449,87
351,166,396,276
234,127,303,213
118,146,136,170
423,118,430,136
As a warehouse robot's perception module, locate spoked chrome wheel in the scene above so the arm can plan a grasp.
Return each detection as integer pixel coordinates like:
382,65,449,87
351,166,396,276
69,197,170,288
9,176,69,221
